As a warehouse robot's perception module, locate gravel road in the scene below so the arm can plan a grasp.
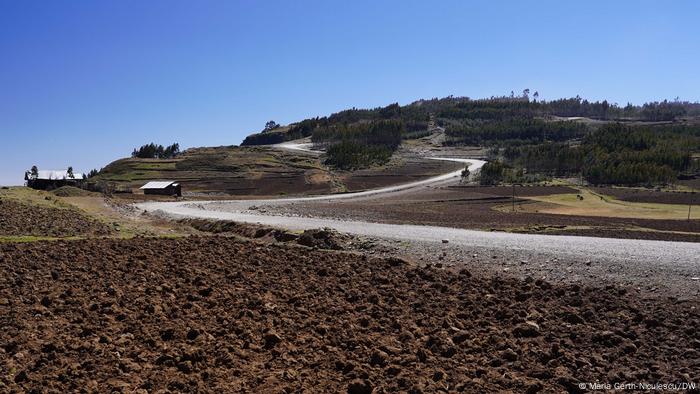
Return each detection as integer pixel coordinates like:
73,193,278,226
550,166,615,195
135,147,700,296
139,198,699,265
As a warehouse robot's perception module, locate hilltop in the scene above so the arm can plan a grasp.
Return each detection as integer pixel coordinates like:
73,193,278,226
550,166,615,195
241,95,700,187
242,95,700,147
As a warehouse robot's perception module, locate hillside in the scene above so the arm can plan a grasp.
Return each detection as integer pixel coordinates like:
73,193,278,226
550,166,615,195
95,95,700,194
241,96,700,147
241,96,700,187
93,146,334,196
92,143,464,196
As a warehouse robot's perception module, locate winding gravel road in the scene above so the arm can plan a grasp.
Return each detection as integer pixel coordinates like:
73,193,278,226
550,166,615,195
136,143,700,273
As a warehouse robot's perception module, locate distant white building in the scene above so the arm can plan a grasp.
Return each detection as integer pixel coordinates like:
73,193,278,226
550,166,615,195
34,170,85,180
25,169,85,190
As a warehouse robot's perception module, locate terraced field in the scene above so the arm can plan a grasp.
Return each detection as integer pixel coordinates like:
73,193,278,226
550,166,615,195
93,145,462,197
94,146,334,196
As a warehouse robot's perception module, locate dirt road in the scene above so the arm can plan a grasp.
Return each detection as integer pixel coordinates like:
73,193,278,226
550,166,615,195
136,148,700,295
140,199,699,263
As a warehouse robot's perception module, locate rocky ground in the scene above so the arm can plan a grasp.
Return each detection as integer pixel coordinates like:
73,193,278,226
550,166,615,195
1,236,698,393
0,198,111,238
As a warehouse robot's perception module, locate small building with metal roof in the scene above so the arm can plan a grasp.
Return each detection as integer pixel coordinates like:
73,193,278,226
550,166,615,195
25,169,85,190
140,181,182,197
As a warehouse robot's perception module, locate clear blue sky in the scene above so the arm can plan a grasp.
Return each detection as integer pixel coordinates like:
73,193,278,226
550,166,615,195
1,0,699,185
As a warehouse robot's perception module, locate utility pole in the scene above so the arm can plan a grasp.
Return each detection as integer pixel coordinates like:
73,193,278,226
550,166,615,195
689,203,692,221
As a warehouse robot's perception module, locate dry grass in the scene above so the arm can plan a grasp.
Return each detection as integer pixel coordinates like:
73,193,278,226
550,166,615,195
0,187,192,241
498,187,694,220
0,187,73,209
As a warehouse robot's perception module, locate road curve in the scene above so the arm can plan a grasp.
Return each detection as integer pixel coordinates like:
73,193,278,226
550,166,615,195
135,144,700,267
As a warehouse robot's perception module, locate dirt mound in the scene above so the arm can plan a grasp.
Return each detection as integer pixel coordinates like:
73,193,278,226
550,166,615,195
1,236,697,392
0,199,111,237
181,219,348,250
297,228,346,250
51,186,94,197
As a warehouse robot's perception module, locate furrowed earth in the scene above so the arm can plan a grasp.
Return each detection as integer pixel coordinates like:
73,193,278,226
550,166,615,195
1,236,698,393
0,198,111,238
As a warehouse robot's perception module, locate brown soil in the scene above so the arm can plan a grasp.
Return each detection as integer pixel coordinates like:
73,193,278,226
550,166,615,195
267,186,700,242
1,236,698,393
448,185,577,197
592,187,699,205
0,199,111,238
182,219,350,250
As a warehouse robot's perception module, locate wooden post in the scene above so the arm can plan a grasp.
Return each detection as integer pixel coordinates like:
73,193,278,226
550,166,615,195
512,184,515,212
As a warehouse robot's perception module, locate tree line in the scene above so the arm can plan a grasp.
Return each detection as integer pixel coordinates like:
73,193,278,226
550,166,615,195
312,120,404,170
444,119,588,146
581,123,694,185
481,123,699,186
242,94,700,147
131,143,180,159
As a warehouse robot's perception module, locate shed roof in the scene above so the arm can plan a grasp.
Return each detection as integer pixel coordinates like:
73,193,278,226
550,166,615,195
140,181,179,190
35,170,85,180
